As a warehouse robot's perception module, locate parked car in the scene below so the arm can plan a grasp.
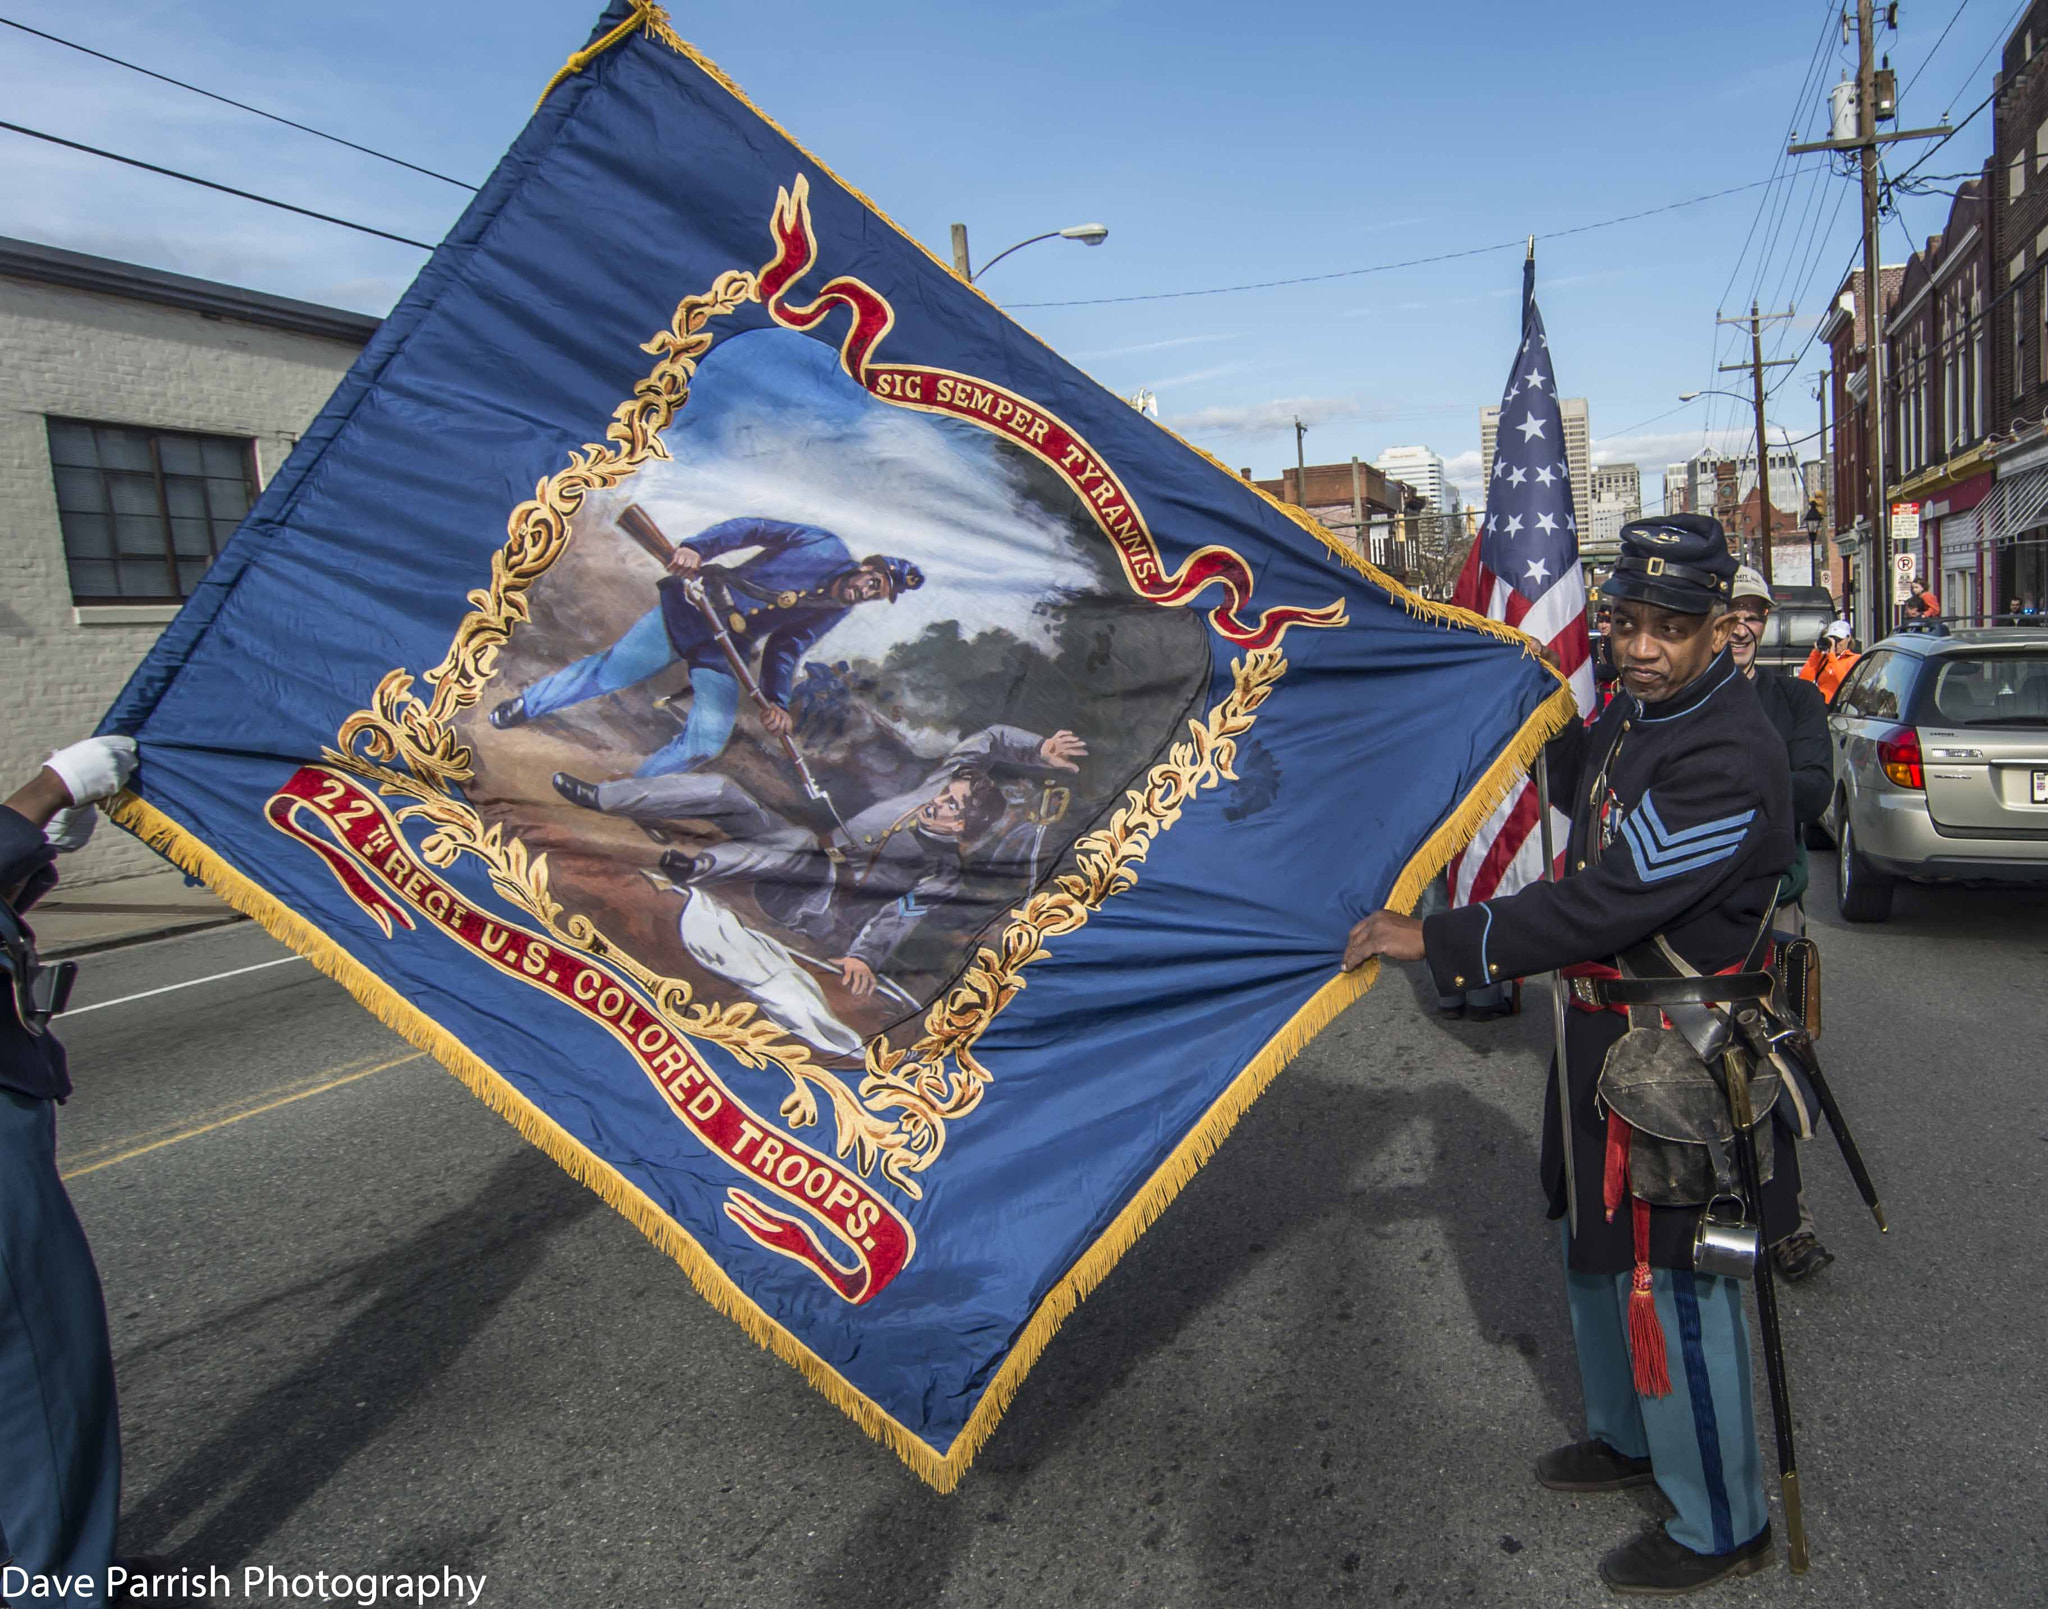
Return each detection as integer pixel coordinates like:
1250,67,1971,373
1815,625,2048,920
1755,584,1835,674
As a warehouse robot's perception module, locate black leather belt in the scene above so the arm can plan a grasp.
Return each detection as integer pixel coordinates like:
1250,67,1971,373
1591,972,1774,1006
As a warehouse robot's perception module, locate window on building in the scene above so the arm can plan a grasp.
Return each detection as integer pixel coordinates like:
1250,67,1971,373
2015,149,2030,201
2018,280,2031,400
46,419,256,604
2037,117,2048,173
1973,286,1987,438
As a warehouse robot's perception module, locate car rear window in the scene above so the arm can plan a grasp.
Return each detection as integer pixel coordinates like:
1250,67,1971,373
1914,653,2048,726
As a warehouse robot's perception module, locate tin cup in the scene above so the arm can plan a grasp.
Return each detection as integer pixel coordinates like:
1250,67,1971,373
1692,1195,1760,1280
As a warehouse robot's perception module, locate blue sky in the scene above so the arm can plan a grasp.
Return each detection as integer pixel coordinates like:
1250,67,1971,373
0,0,2013,508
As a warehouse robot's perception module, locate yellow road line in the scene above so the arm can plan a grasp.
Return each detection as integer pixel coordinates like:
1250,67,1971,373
61,1050,426,1180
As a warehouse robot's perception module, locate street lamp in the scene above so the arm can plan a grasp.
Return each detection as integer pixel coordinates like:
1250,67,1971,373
950,222,1109,284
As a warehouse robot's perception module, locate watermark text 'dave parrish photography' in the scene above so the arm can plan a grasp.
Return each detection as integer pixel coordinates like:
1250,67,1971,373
0,1566,487,1606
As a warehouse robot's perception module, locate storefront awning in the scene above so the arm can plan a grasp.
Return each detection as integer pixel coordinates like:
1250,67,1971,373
1981,466,2048,546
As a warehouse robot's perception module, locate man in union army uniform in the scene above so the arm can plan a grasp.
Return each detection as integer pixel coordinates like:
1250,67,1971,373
1346,514,1797,1596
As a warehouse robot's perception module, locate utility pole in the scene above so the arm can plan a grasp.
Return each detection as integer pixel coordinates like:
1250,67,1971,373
949,223,971,279
1718,301,1797,583
1789,1,1948,635
1293,415,1309,505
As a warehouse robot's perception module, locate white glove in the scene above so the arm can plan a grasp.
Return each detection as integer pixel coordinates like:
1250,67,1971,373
45,735,139,805
44,806,98,853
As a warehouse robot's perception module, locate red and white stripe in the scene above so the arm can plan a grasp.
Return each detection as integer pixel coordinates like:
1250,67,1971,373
1445,549,1594,907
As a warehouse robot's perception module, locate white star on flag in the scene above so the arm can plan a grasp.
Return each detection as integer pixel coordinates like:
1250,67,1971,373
1516,412,1546,441
1508,465,1528,485
1503,514,1524,537
1523,367,1548,391
1536,512,1557,533
1525,557,1550,583
1534,465,1555,486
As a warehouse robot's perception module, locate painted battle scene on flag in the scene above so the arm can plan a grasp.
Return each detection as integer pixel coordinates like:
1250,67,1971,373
455,328,1212,1062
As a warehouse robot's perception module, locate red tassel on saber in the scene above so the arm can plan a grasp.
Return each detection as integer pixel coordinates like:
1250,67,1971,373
1601,1111,1673,1397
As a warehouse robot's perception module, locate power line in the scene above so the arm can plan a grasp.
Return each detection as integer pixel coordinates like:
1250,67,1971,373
0,120,437,250
1943,0,2031,118
1008,176,1786,310
0,15,478,190
1760,74,2003,400
1901,0,1974,99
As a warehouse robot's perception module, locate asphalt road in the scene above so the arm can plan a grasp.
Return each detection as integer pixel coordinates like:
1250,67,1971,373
49,860,2048,1608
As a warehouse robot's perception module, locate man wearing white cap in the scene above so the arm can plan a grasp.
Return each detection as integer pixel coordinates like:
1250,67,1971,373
1725,568,1836,1281
1798,618,1859,701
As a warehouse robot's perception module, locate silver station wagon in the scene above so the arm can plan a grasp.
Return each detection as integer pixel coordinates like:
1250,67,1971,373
1818,626,2048,921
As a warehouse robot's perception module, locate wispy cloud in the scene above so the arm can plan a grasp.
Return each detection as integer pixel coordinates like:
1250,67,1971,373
1167,395,1360,437
1148,361,1250,390
1590,427,1760,468
1072,332,1238,360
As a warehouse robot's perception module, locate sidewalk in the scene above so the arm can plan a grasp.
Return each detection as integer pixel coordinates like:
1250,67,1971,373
33,864,244,958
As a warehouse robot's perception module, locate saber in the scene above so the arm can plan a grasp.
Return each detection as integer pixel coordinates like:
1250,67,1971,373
1536,762,1577,1236
1718,1035,1810,1574
637,866,921,1011
1772,1033,1887,1232
616,505,858,841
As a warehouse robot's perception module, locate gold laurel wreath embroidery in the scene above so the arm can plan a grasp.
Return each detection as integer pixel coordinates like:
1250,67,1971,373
324,270,1288,1201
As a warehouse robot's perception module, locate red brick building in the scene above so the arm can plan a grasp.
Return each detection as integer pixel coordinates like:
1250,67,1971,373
1249,458,1427,578
1985,7,2048,618
1820,263,1905,614
1884,164,1995,622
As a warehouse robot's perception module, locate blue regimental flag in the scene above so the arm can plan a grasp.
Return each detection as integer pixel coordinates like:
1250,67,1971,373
103,1,1571,1488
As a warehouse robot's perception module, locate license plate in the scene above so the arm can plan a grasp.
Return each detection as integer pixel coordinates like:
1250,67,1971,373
2036,769,2048,804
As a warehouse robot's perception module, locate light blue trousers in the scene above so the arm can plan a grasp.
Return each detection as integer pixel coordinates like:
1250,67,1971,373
0,1090,119,1608
520,607,740,778
1561,1225,1768,1556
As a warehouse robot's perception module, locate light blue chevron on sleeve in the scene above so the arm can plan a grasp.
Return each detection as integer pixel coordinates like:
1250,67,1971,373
1620,791,1756,883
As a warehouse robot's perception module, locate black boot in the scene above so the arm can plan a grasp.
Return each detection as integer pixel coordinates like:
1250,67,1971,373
1535,1439,1655,1492
1773,1232,1834,1282
489,694,531,729
658,849,705,885
552,772,602,811
1598,1524,1773,1596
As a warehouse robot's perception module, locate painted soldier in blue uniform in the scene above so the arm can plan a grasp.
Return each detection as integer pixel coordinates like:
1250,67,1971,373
490,515,922,784
1346,515,1798,1597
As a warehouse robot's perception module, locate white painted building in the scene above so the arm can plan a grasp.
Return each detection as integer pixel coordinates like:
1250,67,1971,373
1372,444,1460,514
0,237,377,887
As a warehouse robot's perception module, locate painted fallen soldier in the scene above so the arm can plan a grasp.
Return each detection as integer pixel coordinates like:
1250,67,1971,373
490,512,922,779
584,724,1084,998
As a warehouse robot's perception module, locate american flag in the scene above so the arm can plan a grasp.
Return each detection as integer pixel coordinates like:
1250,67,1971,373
1446,256,1595,908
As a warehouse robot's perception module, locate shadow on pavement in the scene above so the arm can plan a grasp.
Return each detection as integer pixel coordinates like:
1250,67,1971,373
802,1066,1582,1608
123,1148,596,1563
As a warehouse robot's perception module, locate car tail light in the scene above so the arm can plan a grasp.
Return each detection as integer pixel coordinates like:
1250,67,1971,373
1877,724,1924,789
